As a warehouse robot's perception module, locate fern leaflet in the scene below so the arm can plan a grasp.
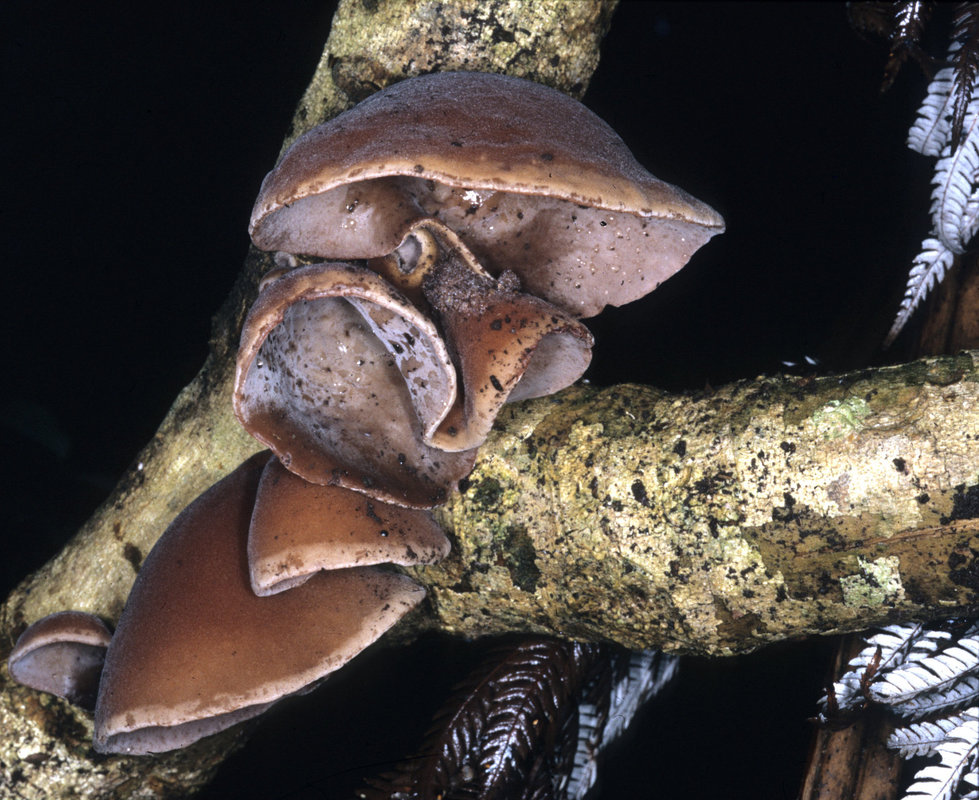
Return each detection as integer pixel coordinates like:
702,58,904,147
885,240,956,347
887,29,979,345
818,620,979,800
901,708,978,800
888,709,978,757
931,105,979,253
888,674,979,720
821,622,947,710
909,64,957,157
870,638,979,705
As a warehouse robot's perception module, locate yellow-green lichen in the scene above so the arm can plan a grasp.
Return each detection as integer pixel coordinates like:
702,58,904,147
812,397,872,440
840,556,905,608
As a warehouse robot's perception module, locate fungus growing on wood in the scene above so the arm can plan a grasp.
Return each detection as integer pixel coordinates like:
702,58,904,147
390,220,595,451
233,261,476,507
249,70,724,318
8,71,726,761
247,454,450,596
93,453,425,754
244,71,723,452
7,611,112,709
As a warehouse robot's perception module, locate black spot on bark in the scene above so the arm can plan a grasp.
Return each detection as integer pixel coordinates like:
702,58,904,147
950,483,979,520
123,543,143,572
504,527,540,593
949,547,979,591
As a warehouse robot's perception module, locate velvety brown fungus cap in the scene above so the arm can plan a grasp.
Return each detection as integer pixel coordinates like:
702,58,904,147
248,454,450,596
93,452,425,754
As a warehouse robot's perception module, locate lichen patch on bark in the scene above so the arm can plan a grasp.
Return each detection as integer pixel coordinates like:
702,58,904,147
425,357,979,655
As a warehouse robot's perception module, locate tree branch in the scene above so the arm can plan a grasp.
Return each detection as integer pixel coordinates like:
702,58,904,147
422,360,979,654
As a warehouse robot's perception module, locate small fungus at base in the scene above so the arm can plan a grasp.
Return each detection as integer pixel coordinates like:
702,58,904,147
7,610,112,710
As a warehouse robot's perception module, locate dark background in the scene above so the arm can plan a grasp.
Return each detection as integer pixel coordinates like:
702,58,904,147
2,2,942,797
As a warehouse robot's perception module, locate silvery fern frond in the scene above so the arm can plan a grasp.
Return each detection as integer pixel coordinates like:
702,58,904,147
566,650,678,800
885,239,956,347
960,765,978,800
930,107,979,253
887,29,979,345
869,638,979,708
909,61,957,157
359,639,678,800
820,623,929,711
865,624,955,666
888,674,979,720
901,707,978,800
887,709,978,758
602,649,679,744
818,621,979,800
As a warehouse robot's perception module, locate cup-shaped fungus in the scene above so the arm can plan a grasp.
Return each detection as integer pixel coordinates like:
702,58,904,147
7,611,112,709
93,452,426,754
234,261,476,507
249,71,725,319
248,454,450,596
388,220,595,451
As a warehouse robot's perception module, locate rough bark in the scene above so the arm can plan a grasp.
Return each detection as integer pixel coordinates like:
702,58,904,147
422,357,979,654
0,1,617,797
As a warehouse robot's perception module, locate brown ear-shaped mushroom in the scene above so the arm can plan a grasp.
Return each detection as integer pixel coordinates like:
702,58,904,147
94,452,426,755
7,611,112,710
233,261,475,507
249,71,724,318
248,454,450,596
382,221,594,452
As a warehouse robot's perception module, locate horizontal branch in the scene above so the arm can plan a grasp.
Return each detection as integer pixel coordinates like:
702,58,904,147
420,357,979,654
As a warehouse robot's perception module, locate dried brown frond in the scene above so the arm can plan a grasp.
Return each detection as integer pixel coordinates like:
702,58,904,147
949,2,979,145
359,637,605,800
848,1,935,89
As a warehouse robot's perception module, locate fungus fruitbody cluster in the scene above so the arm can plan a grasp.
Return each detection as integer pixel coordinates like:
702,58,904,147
8,72,724,755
